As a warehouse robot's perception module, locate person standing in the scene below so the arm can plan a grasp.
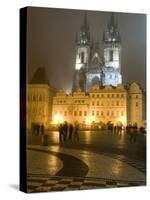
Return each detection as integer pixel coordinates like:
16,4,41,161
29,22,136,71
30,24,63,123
68,123,74,141
63,121,68,142
58,124,64,143
41,124,45,135
73,122,79,142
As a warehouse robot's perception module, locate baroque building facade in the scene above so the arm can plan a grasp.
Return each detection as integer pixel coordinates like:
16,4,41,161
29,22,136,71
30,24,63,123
52,83,144,127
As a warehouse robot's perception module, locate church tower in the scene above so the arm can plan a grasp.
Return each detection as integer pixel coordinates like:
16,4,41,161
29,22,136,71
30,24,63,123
72,13,90,92
102,13,122,86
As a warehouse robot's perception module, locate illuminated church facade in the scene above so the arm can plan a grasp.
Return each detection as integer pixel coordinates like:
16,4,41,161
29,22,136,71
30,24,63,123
73,13,122,93
27,13,146,129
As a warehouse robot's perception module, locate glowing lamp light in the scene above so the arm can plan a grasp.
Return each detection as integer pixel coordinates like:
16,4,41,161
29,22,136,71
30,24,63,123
53,113,64,124
118,116,126,126
85,116,95,125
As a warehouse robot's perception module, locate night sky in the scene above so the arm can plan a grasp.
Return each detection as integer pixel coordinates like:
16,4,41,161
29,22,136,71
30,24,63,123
27,7,146,92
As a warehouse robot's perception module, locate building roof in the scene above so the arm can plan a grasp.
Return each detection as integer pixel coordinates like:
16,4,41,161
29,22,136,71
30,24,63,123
29,67,50,85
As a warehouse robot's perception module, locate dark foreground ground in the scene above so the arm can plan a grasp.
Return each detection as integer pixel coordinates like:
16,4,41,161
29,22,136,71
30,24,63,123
27,130,146,192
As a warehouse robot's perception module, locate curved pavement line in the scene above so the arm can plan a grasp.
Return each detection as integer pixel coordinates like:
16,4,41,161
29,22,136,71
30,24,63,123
28,147,88,177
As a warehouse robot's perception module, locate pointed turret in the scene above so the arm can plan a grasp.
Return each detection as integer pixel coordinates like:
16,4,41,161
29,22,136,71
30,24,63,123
78,13,90,45
103,13,120,43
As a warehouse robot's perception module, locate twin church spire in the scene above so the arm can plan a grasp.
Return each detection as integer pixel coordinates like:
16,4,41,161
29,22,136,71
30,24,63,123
73,12,122,93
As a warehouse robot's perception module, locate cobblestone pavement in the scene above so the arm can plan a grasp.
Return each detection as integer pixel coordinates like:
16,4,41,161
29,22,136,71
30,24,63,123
27,130,146,192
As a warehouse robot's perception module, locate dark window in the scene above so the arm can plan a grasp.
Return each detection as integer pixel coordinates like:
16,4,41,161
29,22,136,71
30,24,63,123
79,111,82,116
110,50,113,61
92,111,94,116
136,102,138,107
74,111,77,116
84,111,87,116
81,52,84,63
116,101,119,106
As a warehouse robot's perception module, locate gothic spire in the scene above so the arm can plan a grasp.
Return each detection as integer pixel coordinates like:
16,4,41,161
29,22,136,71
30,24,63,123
79,13,90,45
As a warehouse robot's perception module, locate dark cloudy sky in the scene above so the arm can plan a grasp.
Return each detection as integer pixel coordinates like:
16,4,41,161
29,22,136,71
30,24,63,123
27,7,146,91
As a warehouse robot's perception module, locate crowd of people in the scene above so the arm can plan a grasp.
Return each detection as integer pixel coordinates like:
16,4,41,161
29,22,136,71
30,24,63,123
58,121,80,143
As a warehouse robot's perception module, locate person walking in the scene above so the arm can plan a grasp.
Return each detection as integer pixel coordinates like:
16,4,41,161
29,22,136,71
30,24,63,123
58,124,64,143
129,125,134,143
63,121,68,142
41,124,45,135
68,123,74,141
133,124,138,143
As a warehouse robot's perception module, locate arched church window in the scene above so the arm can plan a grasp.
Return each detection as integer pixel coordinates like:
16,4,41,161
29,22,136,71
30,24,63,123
81,52,84,63
109,50,113,61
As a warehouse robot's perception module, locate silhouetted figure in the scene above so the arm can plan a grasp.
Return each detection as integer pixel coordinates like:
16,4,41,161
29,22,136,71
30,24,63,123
68,123,74,141
41,124,45,135
63,121,68,142
36,124,40,135
133,124,138,143
73,123,79,142
58,124,64,142
113,126,117,134
129,125,134,143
